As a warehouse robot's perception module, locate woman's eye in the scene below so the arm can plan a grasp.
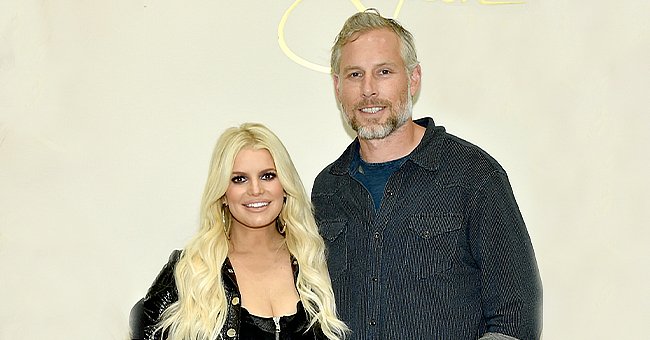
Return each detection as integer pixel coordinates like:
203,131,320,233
261,172,277,181
231,175,246,184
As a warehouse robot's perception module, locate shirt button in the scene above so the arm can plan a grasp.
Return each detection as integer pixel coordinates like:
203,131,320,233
373,232,380,239
231,297,240,305
369,319,377,326
371,277,378,282
226,328,236,337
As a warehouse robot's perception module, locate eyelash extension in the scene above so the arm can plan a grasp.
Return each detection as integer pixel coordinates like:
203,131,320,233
231,175,246,183
262,171,277,180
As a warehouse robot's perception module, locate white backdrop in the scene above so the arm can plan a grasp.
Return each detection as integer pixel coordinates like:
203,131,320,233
1,1,649,339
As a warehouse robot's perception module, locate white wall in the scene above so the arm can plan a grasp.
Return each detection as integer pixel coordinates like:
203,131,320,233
1,1,648,339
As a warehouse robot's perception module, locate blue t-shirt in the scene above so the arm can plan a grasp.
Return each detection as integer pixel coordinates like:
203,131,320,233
350,145,408,211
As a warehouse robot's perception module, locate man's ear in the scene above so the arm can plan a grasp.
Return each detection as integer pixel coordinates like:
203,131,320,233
332,74,341,100
409,64,422,96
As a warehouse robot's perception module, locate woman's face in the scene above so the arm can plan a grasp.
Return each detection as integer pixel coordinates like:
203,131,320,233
225,147,284,232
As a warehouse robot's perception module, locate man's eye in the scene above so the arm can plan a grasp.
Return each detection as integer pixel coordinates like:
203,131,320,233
231,175,246,183
380,69,391,75
261,172,277,181
349,72,362,78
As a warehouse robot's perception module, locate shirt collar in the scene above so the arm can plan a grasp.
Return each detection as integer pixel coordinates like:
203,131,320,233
329,117,443,175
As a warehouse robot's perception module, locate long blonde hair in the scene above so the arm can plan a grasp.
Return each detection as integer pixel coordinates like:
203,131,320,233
153,123,348,339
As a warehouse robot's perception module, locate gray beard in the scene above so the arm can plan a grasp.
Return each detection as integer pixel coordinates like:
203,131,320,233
339,91,413,140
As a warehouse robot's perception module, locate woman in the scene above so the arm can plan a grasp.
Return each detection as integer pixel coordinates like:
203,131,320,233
142,123,348,340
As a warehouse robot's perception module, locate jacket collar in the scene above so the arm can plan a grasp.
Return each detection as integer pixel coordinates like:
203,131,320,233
329,117,443,175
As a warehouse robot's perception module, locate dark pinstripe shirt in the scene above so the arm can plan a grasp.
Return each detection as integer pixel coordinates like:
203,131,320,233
312,118,542,340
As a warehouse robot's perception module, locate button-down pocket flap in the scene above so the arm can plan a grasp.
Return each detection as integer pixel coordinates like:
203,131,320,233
406,214,463,239
405,214,463,276
319,220,348,279
320,220,346,242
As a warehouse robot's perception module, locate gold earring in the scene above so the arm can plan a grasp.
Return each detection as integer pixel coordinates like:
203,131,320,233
277,196,287,234
222,203,230,239
276,218,286,234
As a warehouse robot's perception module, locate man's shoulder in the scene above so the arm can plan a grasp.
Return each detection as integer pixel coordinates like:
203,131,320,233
312,161,344,196
421,127,507,187
314,161,335,180
414,118,503,171
312,141,357,195
439,131,502,167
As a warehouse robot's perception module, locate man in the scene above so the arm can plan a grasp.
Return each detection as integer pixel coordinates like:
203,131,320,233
311,10,542,340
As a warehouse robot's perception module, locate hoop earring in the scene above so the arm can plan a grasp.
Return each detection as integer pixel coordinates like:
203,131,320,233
222,203,230,239
276,218,286,235
277,195,287,234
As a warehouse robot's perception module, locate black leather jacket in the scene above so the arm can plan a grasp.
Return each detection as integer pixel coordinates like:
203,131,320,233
141,250,324,340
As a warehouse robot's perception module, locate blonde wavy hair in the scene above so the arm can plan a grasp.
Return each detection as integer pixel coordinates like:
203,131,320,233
153,123,348,339
331,8,419,76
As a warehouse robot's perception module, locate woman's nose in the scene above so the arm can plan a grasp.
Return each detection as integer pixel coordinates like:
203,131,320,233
248,179,263,195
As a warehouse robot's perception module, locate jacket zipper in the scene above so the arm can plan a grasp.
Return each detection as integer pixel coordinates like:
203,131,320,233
273,316,281,340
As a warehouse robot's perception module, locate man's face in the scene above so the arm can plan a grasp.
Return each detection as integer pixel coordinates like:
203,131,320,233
333,28,421,140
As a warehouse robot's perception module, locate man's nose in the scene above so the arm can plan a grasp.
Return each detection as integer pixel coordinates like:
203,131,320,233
362,76,377,98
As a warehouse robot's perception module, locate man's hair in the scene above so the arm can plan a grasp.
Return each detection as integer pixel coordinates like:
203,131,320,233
330,9,419,75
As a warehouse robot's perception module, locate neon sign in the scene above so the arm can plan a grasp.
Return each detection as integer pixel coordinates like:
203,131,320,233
278,0,525,73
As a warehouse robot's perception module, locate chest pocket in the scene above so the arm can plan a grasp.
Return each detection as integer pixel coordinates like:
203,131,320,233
319,220,348,280
405,214,463,278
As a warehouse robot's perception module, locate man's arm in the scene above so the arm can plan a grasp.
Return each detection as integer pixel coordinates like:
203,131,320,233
469,171,543,339
480,333,521,340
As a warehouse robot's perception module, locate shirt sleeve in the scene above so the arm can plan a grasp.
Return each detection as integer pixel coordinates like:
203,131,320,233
141,250,181,340
480,332,522,340
468,171,543,339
